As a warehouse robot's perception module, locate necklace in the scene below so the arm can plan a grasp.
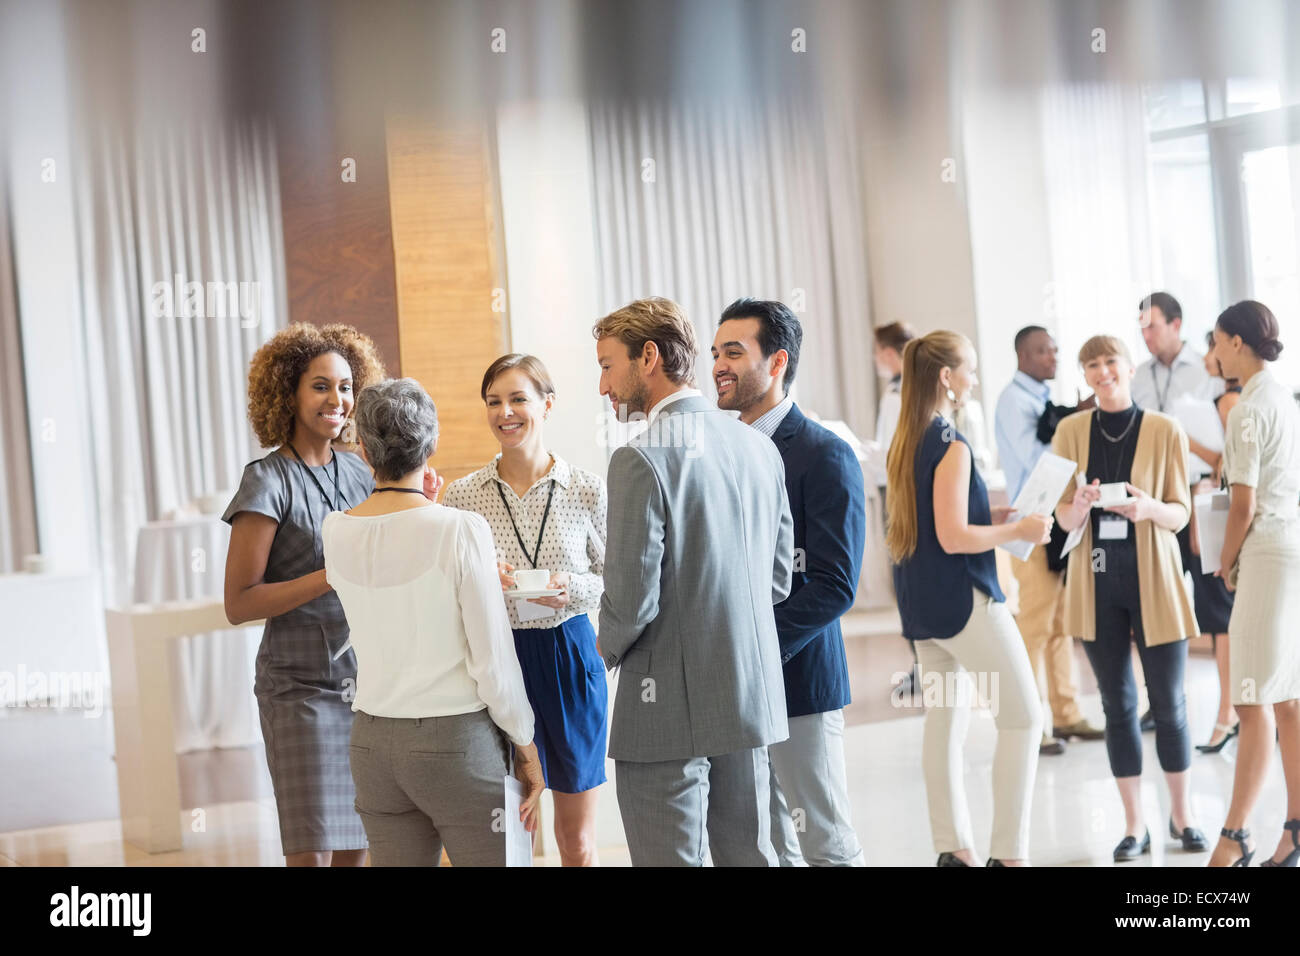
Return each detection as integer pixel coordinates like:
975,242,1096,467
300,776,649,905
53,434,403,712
373,487,426,495
1096,406,1138,443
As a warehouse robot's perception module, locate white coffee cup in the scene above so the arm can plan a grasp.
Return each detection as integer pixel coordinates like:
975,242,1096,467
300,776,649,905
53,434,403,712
1097,482,1129,506
513,568,550,591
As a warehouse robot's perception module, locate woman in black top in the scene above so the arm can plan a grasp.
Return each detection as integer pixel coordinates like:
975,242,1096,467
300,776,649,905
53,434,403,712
1186,331,1242,753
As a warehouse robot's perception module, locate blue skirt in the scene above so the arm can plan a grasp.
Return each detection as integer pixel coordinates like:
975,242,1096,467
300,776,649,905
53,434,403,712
512,614,609,794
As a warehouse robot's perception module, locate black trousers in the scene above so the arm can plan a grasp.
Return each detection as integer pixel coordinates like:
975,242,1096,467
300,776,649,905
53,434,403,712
1084,544,1191,777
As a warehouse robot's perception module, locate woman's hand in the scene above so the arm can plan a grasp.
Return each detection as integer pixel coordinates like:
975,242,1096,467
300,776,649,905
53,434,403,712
528,571,570,609
990,505,1016,525
1214,566,1236,593
513,742,546,832
497,561,517,591
1106,482,1153,523
422,465,444,502
1069,478,1101,526
1015,513,1053,545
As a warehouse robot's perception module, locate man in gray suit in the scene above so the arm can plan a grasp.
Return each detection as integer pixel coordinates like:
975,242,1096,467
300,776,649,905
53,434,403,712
593,296,794,866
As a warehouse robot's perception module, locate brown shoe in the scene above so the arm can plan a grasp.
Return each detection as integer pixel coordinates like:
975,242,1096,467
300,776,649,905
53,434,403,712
1054,719,1105,741
1039,735,1066,756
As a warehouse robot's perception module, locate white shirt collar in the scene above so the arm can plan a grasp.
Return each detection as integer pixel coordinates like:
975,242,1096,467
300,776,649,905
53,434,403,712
1150,342,1199,370
648,387,702,424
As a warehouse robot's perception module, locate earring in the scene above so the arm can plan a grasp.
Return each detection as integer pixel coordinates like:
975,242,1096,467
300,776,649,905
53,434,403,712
340,418,357,444
946,388,957,402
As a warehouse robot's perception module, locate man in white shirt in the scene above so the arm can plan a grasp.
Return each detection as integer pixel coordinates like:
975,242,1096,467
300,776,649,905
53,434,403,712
1133,292,1224,413
994,327,1103,756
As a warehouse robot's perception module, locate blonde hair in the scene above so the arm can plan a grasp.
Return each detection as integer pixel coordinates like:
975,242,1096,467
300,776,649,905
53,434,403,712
1078,335,1132,366
885,330,971,563
592,297,698,386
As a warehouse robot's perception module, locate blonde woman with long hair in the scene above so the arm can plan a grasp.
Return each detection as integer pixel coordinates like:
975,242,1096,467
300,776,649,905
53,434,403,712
887,331,1050,867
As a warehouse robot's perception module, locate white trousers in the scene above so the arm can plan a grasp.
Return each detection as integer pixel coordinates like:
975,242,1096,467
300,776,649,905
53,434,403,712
913,589,1042,861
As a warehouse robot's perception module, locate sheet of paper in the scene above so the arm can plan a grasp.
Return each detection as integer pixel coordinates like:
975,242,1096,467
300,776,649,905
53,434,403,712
998,452,1078,560
1171,393,1223,477
503,774,533,867
1058,472,1088,562
514,598,556,623
1194,490,1230,575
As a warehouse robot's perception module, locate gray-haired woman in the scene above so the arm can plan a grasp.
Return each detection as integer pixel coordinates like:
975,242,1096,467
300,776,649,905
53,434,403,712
322,377,544,866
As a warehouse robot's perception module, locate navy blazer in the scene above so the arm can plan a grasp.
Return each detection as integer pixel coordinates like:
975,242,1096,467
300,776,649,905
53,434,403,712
769,403,866,718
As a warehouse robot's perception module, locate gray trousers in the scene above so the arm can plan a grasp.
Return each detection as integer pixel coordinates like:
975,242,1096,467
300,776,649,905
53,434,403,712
349,709,509,866
769,709,866,866
615,747,776,866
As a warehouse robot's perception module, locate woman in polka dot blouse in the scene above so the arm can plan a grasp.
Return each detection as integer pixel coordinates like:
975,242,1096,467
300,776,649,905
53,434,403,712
442,353,609,867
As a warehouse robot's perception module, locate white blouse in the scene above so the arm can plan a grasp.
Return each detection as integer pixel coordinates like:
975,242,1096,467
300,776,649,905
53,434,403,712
442,454,607,630
321,503,535,746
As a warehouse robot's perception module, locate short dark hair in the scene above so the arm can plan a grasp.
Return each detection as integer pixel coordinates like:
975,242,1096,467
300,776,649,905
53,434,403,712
1216,300,1283,362
1140,291,1182,325
1014,325,1049,353
874,321,916,353
718,297,803,393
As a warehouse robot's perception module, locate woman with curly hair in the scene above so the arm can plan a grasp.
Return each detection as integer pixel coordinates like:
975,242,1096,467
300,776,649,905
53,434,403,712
222,322,386,866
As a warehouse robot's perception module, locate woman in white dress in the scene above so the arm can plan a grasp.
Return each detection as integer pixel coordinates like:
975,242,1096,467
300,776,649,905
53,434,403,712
1207,301,1300,867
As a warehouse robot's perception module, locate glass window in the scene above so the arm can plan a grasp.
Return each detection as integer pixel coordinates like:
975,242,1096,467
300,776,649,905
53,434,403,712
1241,144,1300,388
1226,77,1283,118
1148,135,1221,342
1143,81,1206,132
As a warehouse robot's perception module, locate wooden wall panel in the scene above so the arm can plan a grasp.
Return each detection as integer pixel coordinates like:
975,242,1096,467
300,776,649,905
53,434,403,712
385,116,509,488
277,117,402,376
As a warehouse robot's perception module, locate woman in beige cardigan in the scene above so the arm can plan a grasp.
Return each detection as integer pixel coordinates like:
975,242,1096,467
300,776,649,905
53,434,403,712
1052,335,1207,861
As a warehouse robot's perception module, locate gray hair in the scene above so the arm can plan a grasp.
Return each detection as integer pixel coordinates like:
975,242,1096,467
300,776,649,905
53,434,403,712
354,378,439,482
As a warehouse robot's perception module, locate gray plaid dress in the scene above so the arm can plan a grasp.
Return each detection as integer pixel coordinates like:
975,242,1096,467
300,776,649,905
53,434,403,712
223,449,374,855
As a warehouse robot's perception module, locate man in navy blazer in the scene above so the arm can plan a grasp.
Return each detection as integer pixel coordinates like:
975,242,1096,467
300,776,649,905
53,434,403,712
712,298,866,866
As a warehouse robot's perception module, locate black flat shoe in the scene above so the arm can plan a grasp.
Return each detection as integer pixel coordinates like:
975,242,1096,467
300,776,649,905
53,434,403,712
937,852,970,867
1114,830,1151,862
1195,722,1240,754
1219,827,1254,867
1260,819,1300,867
985,858,1006,867
1170,817,1209,852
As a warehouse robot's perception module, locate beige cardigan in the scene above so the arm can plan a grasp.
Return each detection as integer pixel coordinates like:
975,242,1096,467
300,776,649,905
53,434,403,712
1051,408,1197,646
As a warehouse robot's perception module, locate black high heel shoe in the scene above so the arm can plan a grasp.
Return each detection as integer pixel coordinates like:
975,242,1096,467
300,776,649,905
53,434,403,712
936,852,970,867
1260,819,1300,867
1195,722,1240,754
1218,827,1254,867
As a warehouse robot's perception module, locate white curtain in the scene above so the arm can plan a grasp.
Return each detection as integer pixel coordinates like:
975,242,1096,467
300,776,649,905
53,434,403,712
588,96,876,441
72,117,286,751
0,177,39,574
74,118,286,607
588,96,894,607
1040,83,1157,398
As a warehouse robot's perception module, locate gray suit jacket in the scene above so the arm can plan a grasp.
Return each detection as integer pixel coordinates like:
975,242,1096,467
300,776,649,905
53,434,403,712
600,394,794,762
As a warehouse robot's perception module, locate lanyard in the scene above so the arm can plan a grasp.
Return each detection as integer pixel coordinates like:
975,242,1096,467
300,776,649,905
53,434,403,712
288,443,344,512
1150,363,1175,412
496,479,556,569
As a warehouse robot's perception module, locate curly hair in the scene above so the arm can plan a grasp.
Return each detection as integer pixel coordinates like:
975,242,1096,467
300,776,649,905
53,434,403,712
246,323,387,448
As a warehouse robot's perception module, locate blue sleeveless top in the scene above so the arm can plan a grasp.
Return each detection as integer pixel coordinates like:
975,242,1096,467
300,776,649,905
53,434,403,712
893,417,1005,640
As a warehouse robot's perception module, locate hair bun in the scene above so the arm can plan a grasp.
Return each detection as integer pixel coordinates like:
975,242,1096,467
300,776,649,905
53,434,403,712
1258,338,1283,361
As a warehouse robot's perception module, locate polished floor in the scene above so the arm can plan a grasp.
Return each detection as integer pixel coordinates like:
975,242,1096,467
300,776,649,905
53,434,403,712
0,610,1285,866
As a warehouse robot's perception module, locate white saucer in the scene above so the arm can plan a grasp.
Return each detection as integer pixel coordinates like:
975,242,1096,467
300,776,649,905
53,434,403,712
506,588,564,599
1092,498,1139,507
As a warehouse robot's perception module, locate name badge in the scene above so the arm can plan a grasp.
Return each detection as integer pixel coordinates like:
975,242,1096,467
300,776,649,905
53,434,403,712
1098,516,1129,540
